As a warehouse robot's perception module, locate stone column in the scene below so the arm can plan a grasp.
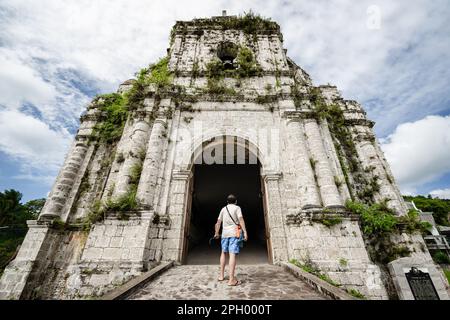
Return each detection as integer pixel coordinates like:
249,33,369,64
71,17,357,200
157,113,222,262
161,170,192,262
355,137,406,214
303,119,343,208
39,138,89,220
136,118,167,208
263,172,288,263
285,120,321,209
112,120,151,199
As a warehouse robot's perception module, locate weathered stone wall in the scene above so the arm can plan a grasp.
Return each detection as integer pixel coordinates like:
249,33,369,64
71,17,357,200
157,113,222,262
286,216,388,299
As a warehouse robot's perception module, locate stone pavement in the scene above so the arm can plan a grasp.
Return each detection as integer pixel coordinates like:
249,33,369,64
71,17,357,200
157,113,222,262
126,264,328,300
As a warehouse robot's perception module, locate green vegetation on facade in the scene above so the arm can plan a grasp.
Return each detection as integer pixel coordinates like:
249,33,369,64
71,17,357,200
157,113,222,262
91,56,172,144
345,200,431,237
316,216,343,228
345,200,432,263
90,93,128,144
85,56,173,224
347,288,366,299
170,11,279,45
205,45,262,87
289,258,341,287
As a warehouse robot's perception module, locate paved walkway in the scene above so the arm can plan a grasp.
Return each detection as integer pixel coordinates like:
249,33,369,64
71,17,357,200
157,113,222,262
127,264,328,300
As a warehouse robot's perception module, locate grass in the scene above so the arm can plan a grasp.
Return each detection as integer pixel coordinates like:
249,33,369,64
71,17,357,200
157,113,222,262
289,258,341,287
317,216,343,228
444,269,450,285
347,288,366,299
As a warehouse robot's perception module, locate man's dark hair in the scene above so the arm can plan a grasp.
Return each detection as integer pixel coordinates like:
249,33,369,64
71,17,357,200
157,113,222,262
227,194,237,204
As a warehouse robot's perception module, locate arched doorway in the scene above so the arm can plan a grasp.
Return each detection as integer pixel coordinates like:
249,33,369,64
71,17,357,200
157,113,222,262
181,136,272,264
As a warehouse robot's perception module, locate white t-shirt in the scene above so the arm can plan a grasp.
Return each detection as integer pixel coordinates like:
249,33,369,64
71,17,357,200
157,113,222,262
218,204,243,238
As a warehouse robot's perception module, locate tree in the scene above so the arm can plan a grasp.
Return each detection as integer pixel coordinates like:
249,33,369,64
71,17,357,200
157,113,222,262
0,190,43,227
0,190,46,274
403,195,450,226
23,198,46,219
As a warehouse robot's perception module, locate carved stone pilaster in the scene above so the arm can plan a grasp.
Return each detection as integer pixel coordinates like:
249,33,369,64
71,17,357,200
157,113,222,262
136,118,168,208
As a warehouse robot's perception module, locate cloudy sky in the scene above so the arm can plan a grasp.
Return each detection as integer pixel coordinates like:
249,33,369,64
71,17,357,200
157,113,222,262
0,0,449,201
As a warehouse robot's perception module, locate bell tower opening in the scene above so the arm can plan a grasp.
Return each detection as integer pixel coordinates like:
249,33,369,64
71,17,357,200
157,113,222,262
182,137,270,265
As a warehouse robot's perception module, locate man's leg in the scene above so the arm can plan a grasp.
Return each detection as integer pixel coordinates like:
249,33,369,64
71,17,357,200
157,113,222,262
219,251,227,280
228,253,237,284
228,238,240,285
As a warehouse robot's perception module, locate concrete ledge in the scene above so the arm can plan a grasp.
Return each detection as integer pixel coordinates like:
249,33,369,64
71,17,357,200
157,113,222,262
100,261,174,300
279,262,358,300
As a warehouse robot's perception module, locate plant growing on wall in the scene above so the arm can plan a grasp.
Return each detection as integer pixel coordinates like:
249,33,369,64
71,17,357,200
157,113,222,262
91,93,129,144
170,11,280,45
289,258,341,287
345,200,432,264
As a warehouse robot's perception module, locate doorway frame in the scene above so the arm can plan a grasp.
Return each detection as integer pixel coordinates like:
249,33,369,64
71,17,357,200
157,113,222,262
180,135,274,264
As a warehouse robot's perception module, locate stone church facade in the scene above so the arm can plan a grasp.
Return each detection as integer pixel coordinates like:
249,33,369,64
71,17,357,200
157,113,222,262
1,14,448,300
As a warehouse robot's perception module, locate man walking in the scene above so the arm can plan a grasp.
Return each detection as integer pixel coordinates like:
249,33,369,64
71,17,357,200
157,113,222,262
214,194,248,286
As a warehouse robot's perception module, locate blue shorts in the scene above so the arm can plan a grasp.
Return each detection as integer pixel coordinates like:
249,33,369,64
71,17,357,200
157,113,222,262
221,237,240,254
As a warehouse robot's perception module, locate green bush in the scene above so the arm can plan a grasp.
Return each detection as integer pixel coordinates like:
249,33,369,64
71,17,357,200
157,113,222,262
236,46,262,78
91,93,128,144
432,251,450,264
106,188,138,212
146,56,172,87
220,11,278,34
345,200,431,236
360,203,396,235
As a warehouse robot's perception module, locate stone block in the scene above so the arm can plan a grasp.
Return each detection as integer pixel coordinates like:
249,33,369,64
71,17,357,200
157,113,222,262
102,248,123,261
89,274,110,287
128,248,144,262
95,236,110,248
110,237,124,248
82,248,103,261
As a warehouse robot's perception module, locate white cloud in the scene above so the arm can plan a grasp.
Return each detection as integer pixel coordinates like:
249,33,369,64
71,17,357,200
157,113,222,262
381,115,450,193
429,188,450,200
0,110,72,174
0,49,56,109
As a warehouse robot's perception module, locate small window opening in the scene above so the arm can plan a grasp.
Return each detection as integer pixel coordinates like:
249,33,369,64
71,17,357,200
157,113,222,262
217,41,238,70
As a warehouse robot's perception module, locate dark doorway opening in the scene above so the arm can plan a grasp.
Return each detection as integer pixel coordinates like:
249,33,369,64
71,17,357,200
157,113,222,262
185,163,269,264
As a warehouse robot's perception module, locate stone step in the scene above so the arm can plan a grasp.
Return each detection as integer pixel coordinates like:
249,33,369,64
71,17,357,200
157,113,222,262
125,264,330,300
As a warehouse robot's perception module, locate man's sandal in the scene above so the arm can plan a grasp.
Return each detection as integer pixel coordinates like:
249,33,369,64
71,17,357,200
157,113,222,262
228,280,241,286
